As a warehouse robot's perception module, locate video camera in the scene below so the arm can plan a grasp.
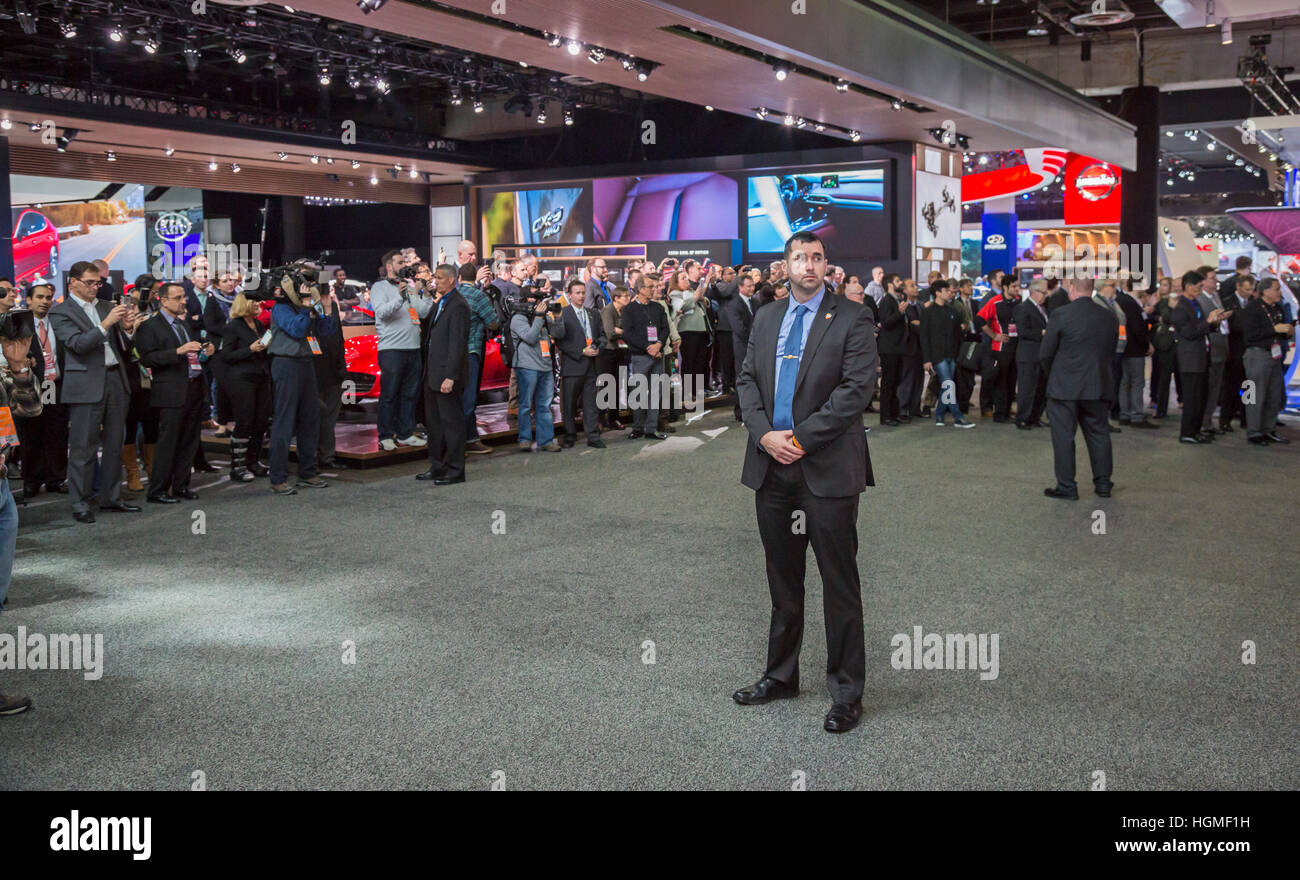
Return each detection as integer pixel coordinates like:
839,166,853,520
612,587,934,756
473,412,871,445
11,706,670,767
258,257,325,304
508,283,562,318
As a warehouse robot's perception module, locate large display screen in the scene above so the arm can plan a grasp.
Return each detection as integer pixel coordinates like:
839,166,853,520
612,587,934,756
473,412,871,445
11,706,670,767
479,184,592,255
593,173,737,242
745,164,888,256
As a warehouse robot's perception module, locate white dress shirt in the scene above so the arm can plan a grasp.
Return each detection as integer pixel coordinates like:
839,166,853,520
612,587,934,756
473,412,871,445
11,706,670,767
75,295,118,367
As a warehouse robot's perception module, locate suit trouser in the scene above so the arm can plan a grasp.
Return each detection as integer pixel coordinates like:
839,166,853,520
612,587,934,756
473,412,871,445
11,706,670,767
1015,360,1047,424
978,342,996,410
628,354,662,433
732,338,748,420
16,403,69,491
462,352,483,442
993,349,1017,418
67,374,128,514
1046,397,1113,493
1178,370,1208,439
1119,356,1147,422
679,331,710,396
424,385,466,480
1243,348,1282,438
561,370,599,442
317,380,342,467
596,349,626,427
269,357,320,485
897,353,923,416
1221,354,1246,426
151,376,206,496
1202,357,1226,432
1151,347,1176,416
956,362,975,412
878,353,901,422
715,330,734,389
755,460,864,705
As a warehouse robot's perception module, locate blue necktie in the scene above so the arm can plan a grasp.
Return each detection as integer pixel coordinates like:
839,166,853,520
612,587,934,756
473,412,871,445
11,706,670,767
772,304,807,431
434,298,445,323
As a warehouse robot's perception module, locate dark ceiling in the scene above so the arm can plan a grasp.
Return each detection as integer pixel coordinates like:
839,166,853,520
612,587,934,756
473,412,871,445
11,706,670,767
893,0,1172,42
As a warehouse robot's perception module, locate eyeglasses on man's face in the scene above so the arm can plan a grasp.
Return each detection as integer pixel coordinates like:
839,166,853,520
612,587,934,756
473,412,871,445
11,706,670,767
76,277,102,287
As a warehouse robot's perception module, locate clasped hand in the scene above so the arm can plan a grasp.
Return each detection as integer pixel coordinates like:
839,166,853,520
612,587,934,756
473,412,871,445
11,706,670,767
760,429,803,464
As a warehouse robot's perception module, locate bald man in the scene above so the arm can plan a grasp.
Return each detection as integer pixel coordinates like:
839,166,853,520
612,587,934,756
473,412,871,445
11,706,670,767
93,259,117,302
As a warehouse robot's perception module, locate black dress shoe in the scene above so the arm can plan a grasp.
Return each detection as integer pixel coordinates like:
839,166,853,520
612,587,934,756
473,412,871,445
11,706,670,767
172,490,199,501
251,463,270,477
1248,436,1270,446
1015,422,1032,430
898,414,912,423
1179,435,1207,444
1095,485,1113,498
561,437,575,448
823,701,863,733
1219,424,1235,433
1265,433,1290,444
732,677,798,705
1043,487,1079,500
44,482,68,494
415,469,441,481
101,501,143,512
195,463,219,473
587,439,607,448
1195,431,1216,442
147,494,179,504
434,475,465,486
627,429,644,439
73,510,96,524
645,431,668,440
881,418,900,427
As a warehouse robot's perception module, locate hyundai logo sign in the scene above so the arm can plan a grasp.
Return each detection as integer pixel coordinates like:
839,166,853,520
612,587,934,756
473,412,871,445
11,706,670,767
984,233,1007,250
155,212,193,242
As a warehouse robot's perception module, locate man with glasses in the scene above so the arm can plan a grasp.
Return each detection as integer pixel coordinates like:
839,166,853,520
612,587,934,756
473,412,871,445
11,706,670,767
585,258,613,309
48,261,141,522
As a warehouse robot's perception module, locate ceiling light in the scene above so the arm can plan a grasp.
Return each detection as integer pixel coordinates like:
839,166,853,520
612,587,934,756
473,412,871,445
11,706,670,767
473,99,484,113
1234,157,1244,166
1166,178,1173,186
277,152,288,161
374,76,390,95
773,63,791,81
144,32,160,54
109,21,125,43
106,151,117,162
59,18,77,39
357,0,388,13
546,33,563,48
164,147,175,157
1164,130,1173,136
1189,131,1198,142
228,41,247,64
978,155,989,165
537,109,548,124
1221,18,1232,44
704,105,714,112
449,88,463,106
409,168,419,178
849,130,861,142
890,98,902,111
347,69,362,89
319,70,332,86
370,173,379,185
208,160,218,170
351,160,360,168
635,61,652,82
1186,172,1195,181
231,163,240,173
563,109,574,126
0,119,11,131
326,157,335,165
621,56,636,71
835,79,849,92
814,122,825,132
1028,16,1048,36
1206,141,1215,150
310,155,320,164
783,114,795,126
566,40,582,56
795,117,807,128
588,47,605,64
755,107,768,119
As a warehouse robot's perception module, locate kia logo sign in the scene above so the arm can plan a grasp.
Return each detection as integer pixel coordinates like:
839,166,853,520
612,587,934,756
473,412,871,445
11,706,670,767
155,212,193,242
984,233,1007,250
1074,163,1119,202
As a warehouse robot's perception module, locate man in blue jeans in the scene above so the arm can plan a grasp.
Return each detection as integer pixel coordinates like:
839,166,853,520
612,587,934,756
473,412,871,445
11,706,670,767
919,282,975,428
371,249,433,451
1,329,43,714
456,263,500,455
509,294,564,453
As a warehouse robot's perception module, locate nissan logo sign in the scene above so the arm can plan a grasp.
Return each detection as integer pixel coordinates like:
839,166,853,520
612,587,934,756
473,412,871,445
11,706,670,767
155,212,193,242
984,233,1007,250
1074,163,1119,202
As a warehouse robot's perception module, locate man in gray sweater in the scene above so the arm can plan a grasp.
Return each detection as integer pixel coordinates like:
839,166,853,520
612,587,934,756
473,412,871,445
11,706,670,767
370,249,434,451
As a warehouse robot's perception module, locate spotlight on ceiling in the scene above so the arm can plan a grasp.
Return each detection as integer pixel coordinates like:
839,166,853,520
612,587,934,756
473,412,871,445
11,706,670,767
59,18,77,39
409,167,419,178
29,122,41,132
144,31,160,54
563,109,574,126
347,68,362,89
755,107,769,120
1206,141,1216,151
795,117,807,128
106,151,117,162
449,88,463,106
621,56,636,71
546,33,563,48
374,76,391,95
228,41,247,64
351,160,361,168
835,79,849,93
56,130,78,152
208,160,218,170
634,60,652,82
325,157,335,165
566,40,582,56
773,63,791,81
310,155,320,164
473,99,484,113
588,47,605,64
231,163,240,173
704,105,714,112
164,147,175,156
537,107,548,124
369,173,379,185
276,152,288,161
109,20,125,43
356,0,388,13
890,98,902,111
814,122,825,132
849,130,861,142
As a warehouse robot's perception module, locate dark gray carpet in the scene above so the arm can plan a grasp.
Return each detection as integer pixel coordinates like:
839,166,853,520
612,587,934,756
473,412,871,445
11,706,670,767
2,409,1296,790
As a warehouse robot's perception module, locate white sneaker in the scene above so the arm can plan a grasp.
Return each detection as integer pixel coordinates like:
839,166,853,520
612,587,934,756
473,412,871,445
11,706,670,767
379,438,398,451
396,435,428,447
953,420,976,429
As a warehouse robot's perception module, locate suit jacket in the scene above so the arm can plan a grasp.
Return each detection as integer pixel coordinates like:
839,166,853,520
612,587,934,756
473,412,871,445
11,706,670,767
219,317,271,382
876,292,907,355
709,279,739,332
1169,295,1215,373
555,305,605,378
723,292,758,354
1045,287,1070,315
1220,291,1249,358
425,290,470,393
25,316,67,404
901,301,922,357
1116,291,1151,356
136,313,198,408
1198,290,1229,363
1012,299,1049,363
1039,297,1118,401
952,296,978,340
737,294,877,497
48,296,132,405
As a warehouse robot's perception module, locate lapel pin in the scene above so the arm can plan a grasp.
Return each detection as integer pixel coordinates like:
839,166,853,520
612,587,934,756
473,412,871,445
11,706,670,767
824,313,832,320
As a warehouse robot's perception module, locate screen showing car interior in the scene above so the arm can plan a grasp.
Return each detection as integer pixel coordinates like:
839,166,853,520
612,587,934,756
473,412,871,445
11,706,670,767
744,163,889,258
593,173,738,242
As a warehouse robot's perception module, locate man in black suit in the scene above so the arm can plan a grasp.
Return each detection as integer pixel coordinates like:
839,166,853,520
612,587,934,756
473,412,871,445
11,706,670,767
733,231,877,734
15,283,69,499
1013,279,1050,429
1169,270,1227,444
1044,276,1070,314
48,261,141,522
876,274,906,425
1219,274,1254,430
1039,277,1119,499
136,282,213,503
417,265,470,485
555,276,607,449
723,273,758,421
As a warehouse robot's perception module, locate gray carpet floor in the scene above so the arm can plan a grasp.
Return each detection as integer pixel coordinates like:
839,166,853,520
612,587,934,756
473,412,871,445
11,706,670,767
2,407,1297,790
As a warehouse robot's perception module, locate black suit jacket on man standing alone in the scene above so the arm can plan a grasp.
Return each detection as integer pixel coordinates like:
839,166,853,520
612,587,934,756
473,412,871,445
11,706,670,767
1039,297,1118,493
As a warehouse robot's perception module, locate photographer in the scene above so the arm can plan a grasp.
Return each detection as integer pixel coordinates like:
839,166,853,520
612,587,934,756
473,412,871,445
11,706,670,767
0,307,42,713
456,263,500,455
510,287,564,453
370,249,433,451
266,269,336,494
136,282,215,503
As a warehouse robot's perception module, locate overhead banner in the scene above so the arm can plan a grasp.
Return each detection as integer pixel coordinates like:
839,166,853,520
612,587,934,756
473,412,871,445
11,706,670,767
1064,154,1122,225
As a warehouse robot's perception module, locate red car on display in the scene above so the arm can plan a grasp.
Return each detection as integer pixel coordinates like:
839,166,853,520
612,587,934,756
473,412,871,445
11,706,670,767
342,306,509,402
9,207,60,285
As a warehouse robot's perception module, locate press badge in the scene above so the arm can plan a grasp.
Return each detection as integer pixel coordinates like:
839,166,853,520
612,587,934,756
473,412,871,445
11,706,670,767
1006,323,1018,337
539,337,551,357
308,336,323,355
0,406,17,447
43,349,58,380
408,307,420,325
1272,343,1283,359
647,326,659,343
187,350,202,377
1118,324,1127,340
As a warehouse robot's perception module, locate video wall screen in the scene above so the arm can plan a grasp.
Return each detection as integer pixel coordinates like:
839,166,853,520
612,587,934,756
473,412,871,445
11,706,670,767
472,159,893,263
593,173,737,242
478,184,592,256
9,175,206,297
744,164,888,257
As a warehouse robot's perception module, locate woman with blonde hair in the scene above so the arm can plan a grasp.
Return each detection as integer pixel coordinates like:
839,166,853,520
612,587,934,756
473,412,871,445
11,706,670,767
218,293,271,482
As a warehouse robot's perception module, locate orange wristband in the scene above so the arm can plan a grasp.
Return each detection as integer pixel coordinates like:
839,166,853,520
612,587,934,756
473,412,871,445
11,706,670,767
790,436,802,450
